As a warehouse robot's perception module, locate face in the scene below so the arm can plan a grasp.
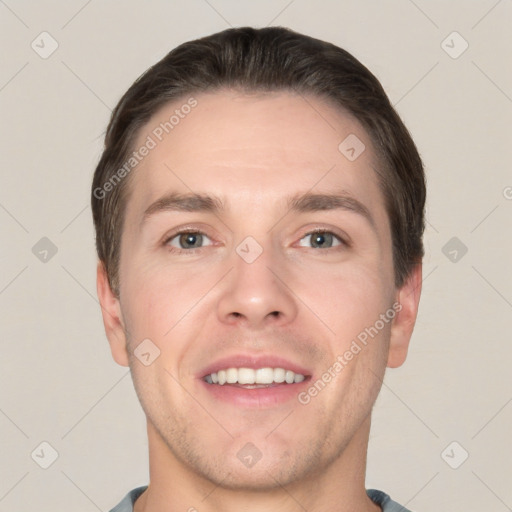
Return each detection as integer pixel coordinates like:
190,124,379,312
98,90,420,490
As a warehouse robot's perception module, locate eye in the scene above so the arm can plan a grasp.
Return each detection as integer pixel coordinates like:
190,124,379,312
166,231,213,250
298,231,344,249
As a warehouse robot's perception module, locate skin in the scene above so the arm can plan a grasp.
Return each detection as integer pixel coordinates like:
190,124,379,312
97,90,422,512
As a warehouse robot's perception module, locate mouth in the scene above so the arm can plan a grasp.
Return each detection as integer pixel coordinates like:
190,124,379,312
203,367,306,387
198,356,311,407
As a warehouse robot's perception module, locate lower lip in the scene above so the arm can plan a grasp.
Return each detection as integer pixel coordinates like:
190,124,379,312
199,378,310,407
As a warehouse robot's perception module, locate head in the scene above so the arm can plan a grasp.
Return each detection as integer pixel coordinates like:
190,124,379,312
93,27,424,492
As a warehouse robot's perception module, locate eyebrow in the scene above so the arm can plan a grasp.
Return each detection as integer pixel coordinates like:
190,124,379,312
142,192,223,221
287,192,375,229
142,191,375,230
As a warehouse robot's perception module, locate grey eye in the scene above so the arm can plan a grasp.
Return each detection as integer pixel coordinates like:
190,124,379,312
299,231,342,249
168,232,212,249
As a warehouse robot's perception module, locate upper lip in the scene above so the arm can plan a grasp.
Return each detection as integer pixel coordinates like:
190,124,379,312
198,354,312,379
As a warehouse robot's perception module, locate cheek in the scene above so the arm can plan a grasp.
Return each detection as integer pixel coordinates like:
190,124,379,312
300,261,392,342
121,258,206,334
120,260,222,378
121,270,202,412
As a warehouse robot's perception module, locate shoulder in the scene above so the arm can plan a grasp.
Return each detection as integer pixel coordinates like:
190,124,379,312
367,489,414,512
109,486,148,512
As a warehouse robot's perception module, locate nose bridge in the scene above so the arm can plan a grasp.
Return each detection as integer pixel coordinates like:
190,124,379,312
215,234,297,328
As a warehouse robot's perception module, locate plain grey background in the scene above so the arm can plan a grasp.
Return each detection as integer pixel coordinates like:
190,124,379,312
1,1,511,511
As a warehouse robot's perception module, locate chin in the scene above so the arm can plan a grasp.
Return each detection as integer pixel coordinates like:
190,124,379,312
199,460,303,492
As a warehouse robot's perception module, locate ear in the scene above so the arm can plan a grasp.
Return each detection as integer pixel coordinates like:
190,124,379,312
387,263,422,368
96,261,129,367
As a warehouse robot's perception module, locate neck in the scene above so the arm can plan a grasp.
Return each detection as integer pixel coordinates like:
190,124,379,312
135,415,381,512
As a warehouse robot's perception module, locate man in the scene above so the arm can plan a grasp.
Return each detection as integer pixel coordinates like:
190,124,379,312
92,26,424,512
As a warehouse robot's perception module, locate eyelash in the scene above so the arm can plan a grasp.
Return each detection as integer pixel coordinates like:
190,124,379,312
298,228,349,249
163,228,350,254
163,229,212,254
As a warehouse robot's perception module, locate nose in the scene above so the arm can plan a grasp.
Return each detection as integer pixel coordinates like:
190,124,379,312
216,241,298,330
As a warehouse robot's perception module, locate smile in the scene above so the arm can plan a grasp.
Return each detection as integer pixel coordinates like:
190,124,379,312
204,367,306,386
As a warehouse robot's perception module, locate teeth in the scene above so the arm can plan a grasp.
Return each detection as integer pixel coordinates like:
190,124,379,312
226,368,237,384
273,368,285,383
204,367,306,385
238,368,255,384
256,367,273,383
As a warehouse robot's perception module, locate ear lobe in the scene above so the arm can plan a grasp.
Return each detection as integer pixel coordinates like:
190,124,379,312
96,262,130,367
387,263,422,368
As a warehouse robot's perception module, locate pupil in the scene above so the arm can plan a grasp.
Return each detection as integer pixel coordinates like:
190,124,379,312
181,233,201,248
313,232,331,248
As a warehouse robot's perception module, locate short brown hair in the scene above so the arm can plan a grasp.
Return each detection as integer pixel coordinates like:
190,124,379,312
92,26,425,296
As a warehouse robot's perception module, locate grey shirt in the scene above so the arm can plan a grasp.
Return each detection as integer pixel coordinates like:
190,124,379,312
109,486,413,511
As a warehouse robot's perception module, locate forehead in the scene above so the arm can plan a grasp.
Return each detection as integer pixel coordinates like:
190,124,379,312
127,89,384,216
